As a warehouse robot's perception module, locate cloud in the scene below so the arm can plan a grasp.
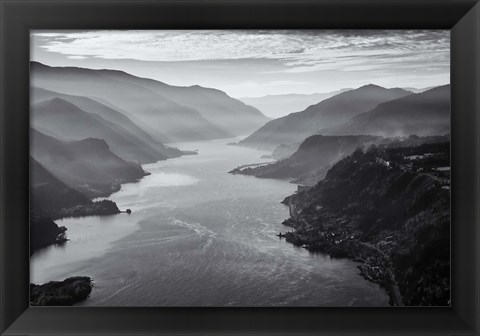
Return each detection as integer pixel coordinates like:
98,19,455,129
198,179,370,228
32,30,449,74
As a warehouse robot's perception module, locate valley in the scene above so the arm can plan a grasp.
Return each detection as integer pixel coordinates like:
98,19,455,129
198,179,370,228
29,61,450,307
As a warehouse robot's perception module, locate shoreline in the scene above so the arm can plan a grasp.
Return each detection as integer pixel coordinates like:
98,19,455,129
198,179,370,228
279,189,401,305
280,222,403,306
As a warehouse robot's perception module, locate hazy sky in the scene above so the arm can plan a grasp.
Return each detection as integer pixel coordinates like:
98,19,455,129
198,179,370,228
31,30,450,98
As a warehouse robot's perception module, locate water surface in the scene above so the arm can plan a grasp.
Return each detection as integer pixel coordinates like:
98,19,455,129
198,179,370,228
31,138,389,306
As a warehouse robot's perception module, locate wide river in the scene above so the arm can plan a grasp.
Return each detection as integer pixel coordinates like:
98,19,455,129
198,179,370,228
31,138,389,306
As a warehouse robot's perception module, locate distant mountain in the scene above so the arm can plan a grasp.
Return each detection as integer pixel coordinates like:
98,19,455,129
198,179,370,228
31,129,148,198
403,86,439,93
327,85,450,137
231,135,380,185
32,97,170,163
31,91,181,163
100,72,269,136
239,84,411,150
31,62,230,142
239,89,351,118
30,87,181,163
31,62,268,141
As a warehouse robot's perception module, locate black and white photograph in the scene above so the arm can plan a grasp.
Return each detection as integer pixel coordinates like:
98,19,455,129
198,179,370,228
29,30,451,307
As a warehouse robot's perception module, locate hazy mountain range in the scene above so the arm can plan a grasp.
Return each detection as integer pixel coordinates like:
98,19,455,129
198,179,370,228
238,84,412,150
325,85,451,137
31,87,180,164
31,96,181,164
239,89,352,118
31,62,269,143
239,86,438,119
239,84,450,151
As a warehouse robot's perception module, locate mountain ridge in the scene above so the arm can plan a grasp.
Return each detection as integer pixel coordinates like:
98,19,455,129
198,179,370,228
32,97,176,163
326,85,450,137
31,62,268,141
238,89,352,118
239,84,412,150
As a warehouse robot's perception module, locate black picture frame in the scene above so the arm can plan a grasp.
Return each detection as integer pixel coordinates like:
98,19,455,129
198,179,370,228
1,0,479,335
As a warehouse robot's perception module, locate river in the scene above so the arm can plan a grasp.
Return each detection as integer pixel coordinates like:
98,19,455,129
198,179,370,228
30,138,389,306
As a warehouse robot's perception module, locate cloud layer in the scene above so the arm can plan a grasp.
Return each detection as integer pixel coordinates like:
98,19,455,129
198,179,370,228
33,30,449,73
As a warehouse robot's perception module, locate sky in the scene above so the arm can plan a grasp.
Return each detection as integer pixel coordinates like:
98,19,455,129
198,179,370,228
31,30,450,98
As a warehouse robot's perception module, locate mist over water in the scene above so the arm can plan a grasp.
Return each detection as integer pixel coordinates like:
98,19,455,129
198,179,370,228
30,138,389,306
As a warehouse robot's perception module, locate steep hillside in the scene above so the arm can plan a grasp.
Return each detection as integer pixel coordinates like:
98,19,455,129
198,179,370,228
328,85,450,137
281,142,450,306
31,129,148,198
239,84,411,150
30,158,120,253
231,135,380,184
